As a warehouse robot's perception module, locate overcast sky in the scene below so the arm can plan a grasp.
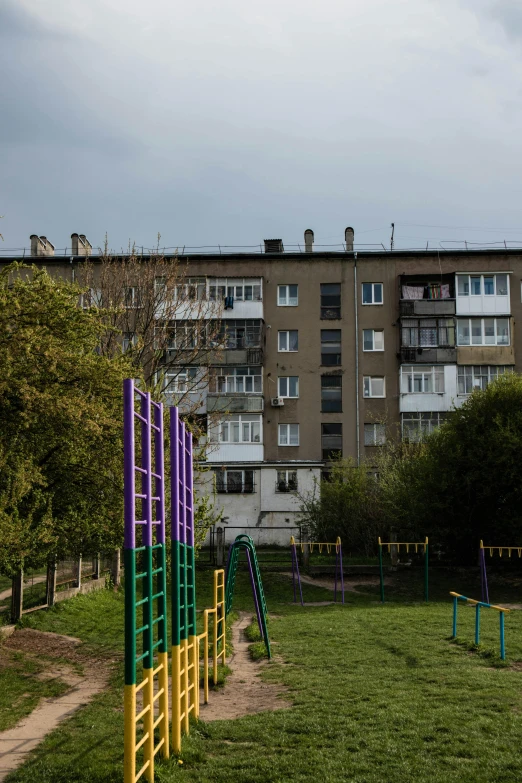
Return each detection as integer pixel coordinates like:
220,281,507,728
2,0,522,253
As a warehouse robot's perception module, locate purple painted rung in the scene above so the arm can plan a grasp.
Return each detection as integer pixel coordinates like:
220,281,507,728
169,406,194,545
123,379,166,550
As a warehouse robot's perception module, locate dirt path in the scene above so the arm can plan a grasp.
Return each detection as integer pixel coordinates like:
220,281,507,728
199,612,291,721
0,629,111,782
281,571,388,595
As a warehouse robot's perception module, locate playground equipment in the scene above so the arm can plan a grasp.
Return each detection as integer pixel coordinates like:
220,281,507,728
290,536,344,606
378,537,429,604
225,534,271,658
124,381,229,781
450,592,510,660
479,540,522,604
123,380,170,783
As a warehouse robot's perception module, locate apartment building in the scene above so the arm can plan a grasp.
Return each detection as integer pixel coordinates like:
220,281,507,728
9,231,522,543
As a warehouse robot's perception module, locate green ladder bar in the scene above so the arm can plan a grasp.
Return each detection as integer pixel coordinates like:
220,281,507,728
225,535,271,659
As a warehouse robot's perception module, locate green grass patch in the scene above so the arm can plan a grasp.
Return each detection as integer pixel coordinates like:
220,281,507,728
6,567,522,782
0,650,69,731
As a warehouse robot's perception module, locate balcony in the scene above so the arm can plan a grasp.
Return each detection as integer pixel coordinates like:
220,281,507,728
400,347,457,364
206,395,264,413
166,346,263,366
400,299,455,316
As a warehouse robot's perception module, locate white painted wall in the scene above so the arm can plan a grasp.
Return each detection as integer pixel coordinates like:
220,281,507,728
206,443,264,462
400,365,458,413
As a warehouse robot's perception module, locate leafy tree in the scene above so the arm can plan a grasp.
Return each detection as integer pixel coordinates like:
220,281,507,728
378,373,522,562
297,458,381,556
0,264,133,574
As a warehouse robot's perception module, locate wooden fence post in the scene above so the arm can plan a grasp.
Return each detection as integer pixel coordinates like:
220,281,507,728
76,555,82,589
46,558,57,607
111,549,121,586
11,570,23,623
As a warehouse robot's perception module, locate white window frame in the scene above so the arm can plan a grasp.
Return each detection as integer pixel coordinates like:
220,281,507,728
457,274,509,298
214,468,255,493
457,365,511,395
363,376,386,398
212,414,262,444
276,470,298,492
400,366,445,394
456,318,510,346
124,286,141,308
211,366,262,394
278,284,299,306
209,278,262,302
278,377,299,398
278,330,298,352
278,423,300,446
122,332,137,352
165,367,198,394
362,329,384,352
401,412,446,442
364,423,386,446
362,283,384,305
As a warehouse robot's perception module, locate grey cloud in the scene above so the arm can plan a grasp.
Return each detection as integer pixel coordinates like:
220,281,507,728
489,1,522,41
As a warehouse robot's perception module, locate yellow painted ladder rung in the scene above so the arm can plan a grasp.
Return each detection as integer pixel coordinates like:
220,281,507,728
135,759,150,782
135,732,150,753
153,713,164,729
153,737,165,756
152,688,164,703
135,704,151,723
135,678,148,694
153,663,164,676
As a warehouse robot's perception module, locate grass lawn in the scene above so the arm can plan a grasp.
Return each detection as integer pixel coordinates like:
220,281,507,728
4,566,522,782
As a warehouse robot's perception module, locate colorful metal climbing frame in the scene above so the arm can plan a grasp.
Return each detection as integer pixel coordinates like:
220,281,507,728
123,379,170,783
290,536,344,605
225,534,271,658
197,568,226,708
170,405,198,754
378,537,429,604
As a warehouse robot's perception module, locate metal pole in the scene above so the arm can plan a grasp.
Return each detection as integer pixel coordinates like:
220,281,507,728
500,611,506,660
378,539,385,604
424,539,429,603
475,604,481,647
452,596,458,638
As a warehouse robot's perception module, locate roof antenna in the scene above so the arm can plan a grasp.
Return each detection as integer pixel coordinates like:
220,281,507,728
390,223,395,252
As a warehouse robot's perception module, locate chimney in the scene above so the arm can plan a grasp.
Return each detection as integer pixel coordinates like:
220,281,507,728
345,226,354,252
264,238,284,253
30,235,55,257
304,229,314,253
71,233,92,257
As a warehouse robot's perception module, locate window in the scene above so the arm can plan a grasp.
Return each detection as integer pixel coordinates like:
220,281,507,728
210,367,262,394
321,330,341,365
215,320,262,349
363,377,385,398
401,412,446,442
321,375,342,412
214,469,255,493
364,423,386,446
278,285,298,306
278,377,299,398
165,367,198,393
122,332,137,352
362,283,383,305
457,274,509,297
457,318,509,346
400,366,444,394
457,365,511,394
278,330,299,352
209,278,262,301
278,424,299,446
175,277,206,301
401,318,455,348
322,423,342,459
276,470,297,492
210,415,262,444
79,288,101,309
363,329,384,352
124,286,141,308
321,284,341,319
168,324,199,350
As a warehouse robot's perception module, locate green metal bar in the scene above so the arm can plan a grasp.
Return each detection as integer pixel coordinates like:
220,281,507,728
143,545,154,669
171,540,181,647
475,604,481,646
452,595,457,638
124,547,137,686
378,543,385,604
500,612,506,660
